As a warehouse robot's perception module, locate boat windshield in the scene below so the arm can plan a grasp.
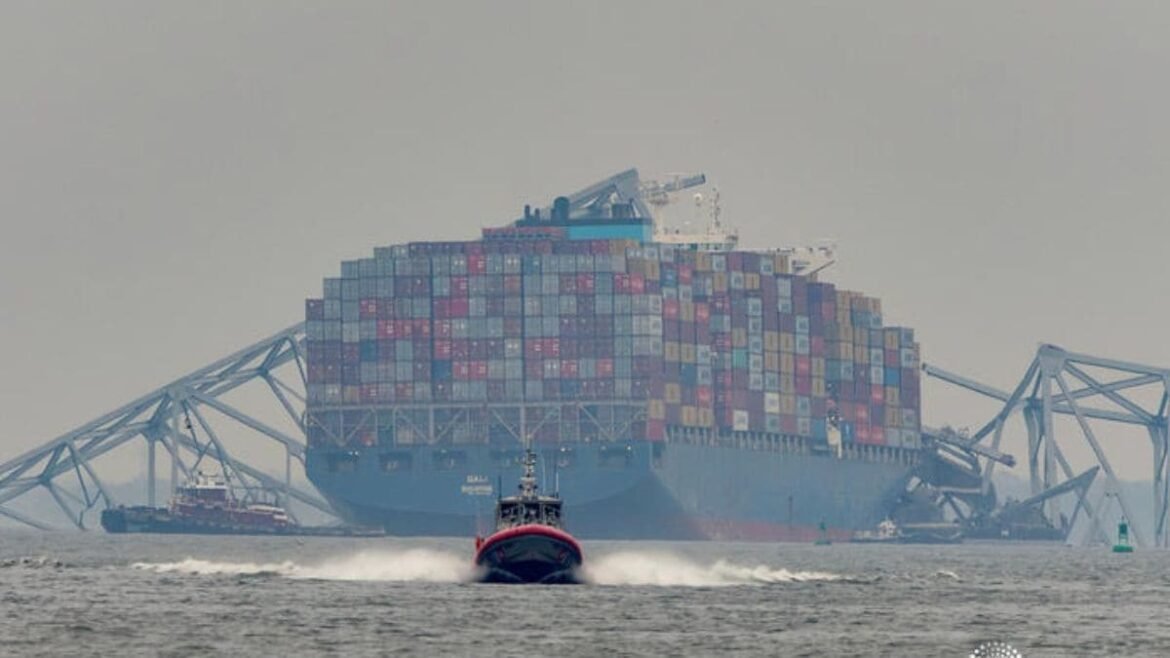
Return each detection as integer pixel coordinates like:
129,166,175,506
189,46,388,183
497,500,562,529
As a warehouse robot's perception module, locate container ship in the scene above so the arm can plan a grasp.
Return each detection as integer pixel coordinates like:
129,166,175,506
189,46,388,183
302,170,923,542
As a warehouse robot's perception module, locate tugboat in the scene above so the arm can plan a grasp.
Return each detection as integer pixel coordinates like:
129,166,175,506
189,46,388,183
473,448,583,584
101,470,292,534
850,518,963,545
101,409,382,537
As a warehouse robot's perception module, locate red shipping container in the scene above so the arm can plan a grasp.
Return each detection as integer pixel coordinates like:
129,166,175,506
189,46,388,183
696,386,713,406
544,339,561,358
871,426,886,444
663,299,680,320
434,320,451,338
413,320,431,338
856,423,870,442
614,274,630,293
596,358,614,377
630,273,645,294
885,350,899,368
796,376,811,396
434,340,452,359
472,361,488,380
468,254,486,274
870,385,885,404
377,320,395,339
360,381,379,402
561,359,578,378
796,356,811,376
454,361,470,380
394,320,413,338
678,265,693,285
449,298,469,317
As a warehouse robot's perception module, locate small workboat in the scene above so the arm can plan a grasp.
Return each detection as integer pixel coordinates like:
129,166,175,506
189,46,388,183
473,449,583,584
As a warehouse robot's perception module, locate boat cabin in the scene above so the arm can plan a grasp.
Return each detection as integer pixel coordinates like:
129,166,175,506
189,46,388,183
174,471,230,504
495,496,563,530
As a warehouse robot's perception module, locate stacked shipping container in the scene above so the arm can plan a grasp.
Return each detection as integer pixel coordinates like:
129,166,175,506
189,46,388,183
305,234,921,451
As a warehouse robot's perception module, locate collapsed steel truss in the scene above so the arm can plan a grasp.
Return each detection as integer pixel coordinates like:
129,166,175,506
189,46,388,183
926,344,1170,547
0,324,341,530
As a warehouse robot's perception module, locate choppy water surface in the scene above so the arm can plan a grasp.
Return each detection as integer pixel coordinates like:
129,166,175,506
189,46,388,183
1,530,1166,656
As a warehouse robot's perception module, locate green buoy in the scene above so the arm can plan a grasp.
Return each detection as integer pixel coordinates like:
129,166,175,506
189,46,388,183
814,520,832,546
1112,519,1134,553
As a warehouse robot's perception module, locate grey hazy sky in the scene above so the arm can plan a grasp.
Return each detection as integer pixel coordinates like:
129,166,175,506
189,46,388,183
2,2,1168,480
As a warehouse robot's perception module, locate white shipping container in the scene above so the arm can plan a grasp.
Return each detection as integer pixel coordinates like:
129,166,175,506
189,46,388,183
765,392,781,414
733,410,750,431
776,277,792,298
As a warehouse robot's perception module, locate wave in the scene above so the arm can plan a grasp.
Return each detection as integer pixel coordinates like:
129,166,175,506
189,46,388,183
0,555,66,569
581,551,843,587
132,548,475,583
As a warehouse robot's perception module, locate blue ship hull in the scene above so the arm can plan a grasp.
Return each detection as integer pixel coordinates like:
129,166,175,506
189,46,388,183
306,440,916,541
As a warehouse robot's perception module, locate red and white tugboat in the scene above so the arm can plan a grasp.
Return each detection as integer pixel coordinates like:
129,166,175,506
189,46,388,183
473,449,583,584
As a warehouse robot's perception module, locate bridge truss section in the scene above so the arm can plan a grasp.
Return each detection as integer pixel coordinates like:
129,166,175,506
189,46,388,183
926,344,1170,548
0,323,341,530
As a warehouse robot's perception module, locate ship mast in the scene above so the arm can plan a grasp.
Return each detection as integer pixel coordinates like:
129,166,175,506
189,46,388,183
518,447,539,500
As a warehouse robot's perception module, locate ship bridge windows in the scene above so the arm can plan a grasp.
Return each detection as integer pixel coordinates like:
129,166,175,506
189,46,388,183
326,451,360,473
598,444,634,468
432,449,467,471
379,452,413,473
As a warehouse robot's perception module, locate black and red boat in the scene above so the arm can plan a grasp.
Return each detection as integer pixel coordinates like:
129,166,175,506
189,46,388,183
473,449,583,584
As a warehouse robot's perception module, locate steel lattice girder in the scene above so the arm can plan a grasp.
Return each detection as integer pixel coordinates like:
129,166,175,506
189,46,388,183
925,344,1170,547
0,323,341,529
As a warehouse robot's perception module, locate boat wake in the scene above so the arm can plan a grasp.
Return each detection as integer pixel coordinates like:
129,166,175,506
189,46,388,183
132,548,475,583
581,551,844,587
133,549,848,587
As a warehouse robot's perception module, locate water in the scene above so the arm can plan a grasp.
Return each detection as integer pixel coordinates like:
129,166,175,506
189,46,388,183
1,530,1166,657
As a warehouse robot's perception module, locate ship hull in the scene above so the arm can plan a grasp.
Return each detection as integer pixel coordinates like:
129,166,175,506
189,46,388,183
307,439,916,542
474,524,583,584
100,506,383,537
